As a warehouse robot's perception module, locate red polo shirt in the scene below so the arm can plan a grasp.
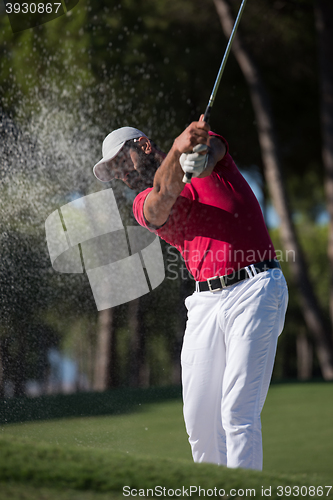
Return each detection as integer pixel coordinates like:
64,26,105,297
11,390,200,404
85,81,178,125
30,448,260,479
133,133,276,281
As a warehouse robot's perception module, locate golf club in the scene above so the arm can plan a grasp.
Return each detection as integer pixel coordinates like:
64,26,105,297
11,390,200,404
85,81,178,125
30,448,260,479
183,0,248,183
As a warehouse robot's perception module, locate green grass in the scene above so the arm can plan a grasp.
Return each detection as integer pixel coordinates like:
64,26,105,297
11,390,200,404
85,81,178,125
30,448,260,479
262,382,333,477
0,399,190,460
0,434,330,499
0,382,332,499
0,482,126,500
0,385,182,424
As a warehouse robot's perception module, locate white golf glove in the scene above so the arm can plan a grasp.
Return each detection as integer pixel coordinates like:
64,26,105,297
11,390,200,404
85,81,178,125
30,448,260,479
180,144,209,181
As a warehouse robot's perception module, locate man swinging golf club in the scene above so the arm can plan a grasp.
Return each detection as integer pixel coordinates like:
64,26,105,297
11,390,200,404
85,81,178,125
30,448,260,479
93,117,288,470
93,0,288,470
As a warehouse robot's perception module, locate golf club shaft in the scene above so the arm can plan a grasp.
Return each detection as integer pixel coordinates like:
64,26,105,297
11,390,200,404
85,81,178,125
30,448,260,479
183,0,248,183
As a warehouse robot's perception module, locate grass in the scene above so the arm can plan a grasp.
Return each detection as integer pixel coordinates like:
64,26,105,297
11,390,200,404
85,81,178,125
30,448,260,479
262,382,333,477
0,385,182,424
0,382,332,499
1,399,190,460
0,482,126,500
0,434,330,499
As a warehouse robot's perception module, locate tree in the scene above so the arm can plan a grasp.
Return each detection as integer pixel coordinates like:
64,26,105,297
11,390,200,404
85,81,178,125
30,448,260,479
127,298,149,388
0,230,59,396
0,108,98,396
213,0,333,379
0,347,4,398
94,308,114,391
314,0,333,329
2,0,331,391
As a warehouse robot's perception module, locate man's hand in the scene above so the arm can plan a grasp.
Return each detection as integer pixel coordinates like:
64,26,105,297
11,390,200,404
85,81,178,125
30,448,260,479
173,119,210,155
180,144,209,179
143,118,225,228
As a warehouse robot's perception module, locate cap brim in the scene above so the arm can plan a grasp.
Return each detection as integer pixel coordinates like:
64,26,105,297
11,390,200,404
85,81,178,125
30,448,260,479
93,142,125,182
93,161,114,182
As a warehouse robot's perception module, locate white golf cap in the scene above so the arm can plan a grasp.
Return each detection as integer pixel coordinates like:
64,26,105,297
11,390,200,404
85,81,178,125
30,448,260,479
93,127,148,182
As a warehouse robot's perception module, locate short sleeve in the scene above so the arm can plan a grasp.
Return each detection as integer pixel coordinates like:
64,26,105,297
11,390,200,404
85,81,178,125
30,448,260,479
133,188,193,249
132,188,155,230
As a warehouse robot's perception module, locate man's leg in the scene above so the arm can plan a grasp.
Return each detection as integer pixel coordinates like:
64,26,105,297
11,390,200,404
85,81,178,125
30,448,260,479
181,291,227,465
221,269,288,470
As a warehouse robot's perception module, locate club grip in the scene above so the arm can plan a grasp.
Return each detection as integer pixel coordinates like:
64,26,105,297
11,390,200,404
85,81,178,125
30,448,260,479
183,171,193,183
182,107,212,184
203,105,212,124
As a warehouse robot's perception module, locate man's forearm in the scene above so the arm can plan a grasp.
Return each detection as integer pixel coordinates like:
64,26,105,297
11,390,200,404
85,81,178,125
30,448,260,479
143,144,185,227
143,134,226,227
143,119,211,227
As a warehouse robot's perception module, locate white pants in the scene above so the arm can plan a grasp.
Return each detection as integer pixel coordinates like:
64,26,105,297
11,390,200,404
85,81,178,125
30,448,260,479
181,268,288,471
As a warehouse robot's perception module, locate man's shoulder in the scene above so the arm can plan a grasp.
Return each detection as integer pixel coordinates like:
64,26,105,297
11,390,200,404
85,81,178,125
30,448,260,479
133,187,153,204
209,131,229,155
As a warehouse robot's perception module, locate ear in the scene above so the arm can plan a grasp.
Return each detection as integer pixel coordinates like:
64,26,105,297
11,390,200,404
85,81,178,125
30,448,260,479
137,136,152,155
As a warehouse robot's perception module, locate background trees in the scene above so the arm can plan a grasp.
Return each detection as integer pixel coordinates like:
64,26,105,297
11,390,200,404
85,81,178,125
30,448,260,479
0,0,332,394
213,0,333,378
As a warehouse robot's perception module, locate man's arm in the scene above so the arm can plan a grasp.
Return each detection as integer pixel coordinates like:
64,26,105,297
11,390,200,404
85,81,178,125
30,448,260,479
144,121,226,227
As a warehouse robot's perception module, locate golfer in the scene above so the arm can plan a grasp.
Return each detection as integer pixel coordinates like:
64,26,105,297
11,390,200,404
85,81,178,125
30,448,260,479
93,119,288,471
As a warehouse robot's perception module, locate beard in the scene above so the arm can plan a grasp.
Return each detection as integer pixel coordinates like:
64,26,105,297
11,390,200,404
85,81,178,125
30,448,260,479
124,152,161,192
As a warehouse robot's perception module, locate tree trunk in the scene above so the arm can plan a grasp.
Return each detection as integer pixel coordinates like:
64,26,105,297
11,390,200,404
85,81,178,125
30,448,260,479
213,0,333,379
314,0,333,333
172,271,192,386
94,308,114,391
128,298,149,388
0,342,4,399
297,330,313,381
13,329,27,397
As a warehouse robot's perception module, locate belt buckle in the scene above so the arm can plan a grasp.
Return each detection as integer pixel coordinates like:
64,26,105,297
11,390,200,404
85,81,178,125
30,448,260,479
207,275,226,292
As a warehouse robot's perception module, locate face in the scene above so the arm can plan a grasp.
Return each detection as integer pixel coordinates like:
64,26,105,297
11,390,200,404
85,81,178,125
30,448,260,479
110,142,160,191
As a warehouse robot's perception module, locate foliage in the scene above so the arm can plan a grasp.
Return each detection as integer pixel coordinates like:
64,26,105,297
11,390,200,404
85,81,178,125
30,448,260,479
1,0,324,207
226,0,323,209
0,385,182,424
0,107,100,394
0,0,330,392
270,223,329,379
